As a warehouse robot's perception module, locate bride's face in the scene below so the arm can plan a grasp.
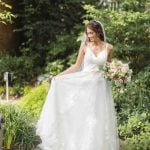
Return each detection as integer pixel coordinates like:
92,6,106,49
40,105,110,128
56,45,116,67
86,27,98,42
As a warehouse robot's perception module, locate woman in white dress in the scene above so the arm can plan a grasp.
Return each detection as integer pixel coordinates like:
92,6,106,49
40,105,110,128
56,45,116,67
36,20,120,150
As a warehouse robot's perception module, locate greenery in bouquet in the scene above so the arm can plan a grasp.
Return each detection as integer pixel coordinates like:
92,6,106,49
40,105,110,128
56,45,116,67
102,60,133,88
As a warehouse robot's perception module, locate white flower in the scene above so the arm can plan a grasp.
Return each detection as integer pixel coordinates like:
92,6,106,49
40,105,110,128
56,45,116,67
121,64,129,73
102,59,132,88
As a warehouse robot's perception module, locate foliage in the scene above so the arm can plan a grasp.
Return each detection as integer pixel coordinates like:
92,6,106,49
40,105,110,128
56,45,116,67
119,112,150,150
0,55,42,85
83,5,150,72
114,68,150,119
112,68,150,149
0,0,15,24
20,83,49,118
0,55,45,97
46,31,80,63
67,52,78,66
0,104,38,149
121,0,149,12
45,60,64,76
119,112,149,139
15,0,85,68
0,85,32,99
94,0,149,12
9,84,24,97
45,30,81,75
9,84,32,98
0,86,5,95
125,132,150,150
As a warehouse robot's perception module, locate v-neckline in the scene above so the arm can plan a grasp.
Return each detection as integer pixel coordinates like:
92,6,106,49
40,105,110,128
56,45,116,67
88,46,106,58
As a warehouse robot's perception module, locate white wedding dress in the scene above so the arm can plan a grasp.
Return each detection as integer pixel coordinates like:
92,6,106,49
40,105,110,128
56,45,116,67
36,43,120,150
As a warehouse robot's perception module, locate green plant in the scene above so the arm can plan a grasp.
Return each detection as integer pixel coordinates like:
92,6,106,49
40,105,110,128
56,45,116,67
0,86,5,95
67,52,78,66
23,85,32,96
119,112,149,139
0,104,38,149
45,60,64,76
125,132,150,150
20,83,49,118
121,0,148,12
113,68,150,149
9,84,24,98
16,0,85,69
0,0,15,24
0,55,37,84
113,69,150,125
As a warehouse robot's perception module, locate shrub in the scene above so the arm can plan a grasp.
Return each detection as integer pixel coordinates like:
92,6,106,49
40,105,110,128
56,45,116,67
20,83,49,118
45,60,64,76
0,86,5,95
125,132,150,150
0,55,38,84
9,84,24,98
113,68,150,149
0,104,38,150
118,112,149,139
114,69,150,125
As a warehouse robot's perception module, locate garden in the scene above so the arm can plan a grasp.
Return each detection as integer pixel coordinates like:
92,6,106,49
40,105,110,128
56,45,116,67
0,0,149,149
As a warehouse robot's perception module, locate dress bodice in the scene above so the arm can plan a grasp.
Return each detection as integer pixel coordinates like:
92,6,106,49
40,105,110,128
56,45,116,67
82,44,108,72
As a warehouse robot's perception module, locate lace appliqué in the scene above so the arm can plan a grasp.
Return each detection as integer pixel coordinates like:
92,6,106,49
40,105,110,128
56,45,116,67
59,93,77,114
59,85,83,114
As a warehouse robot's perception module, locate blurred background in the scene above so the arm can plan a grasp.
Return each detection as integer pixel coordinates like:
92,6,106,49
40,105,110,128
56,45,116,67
0,0,149,149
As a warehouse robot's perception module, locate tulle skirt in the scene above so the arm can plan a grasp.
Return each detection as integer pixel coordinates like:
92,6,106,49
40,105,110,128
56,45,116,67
36,70,120,150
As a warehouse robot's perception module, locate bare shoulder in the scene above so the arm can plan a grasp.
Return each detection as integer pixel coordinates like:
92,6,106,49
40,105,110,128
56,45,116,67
106,42,113,51
105,42,114,62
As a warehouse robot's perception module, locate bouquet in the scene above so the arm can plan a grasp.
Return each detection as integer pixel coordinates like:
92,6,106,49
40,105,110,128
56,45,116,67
102,60,132,88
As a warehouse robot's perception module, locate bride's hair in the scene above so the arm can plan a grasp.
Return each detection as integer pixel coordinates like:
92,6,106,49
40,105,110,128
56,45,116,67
85,20,106,42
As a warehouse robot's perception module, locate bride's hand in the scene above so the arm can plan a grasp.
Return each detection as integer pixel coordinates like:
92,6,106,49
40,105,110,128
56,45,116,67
52,76,56,80
52,75,60,80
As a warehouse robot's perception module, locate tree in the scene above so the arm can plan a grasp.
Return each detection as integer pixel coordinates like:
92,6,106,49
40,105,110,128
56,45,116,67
0,0,14,24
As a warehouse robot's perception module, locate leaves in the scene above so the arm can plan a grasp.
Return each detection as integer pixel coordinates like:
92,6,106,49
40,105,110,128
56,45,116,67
0,0,15,24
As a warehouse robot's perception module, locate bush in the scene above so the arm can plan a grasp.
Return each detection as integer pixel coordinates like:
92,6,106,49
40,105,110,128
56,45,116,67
45,60,64,76
0,55,39,84
0,86,5,95
46,31,80,64
20,83,49,118
119,112,149,139
0,84,32,99
114,69,150,125
125,132,150,150
9,84,24,98
113,68,150,149
0,104,38,150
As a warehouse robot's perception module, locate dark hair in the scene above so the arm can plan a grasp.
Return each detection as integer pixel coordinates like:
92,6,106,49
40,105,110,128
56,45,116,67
85,20,105,42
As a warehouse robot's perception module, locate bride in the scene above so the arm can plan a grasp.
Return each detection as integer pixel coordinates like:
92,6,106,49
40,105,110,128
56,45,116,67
36,20,120,150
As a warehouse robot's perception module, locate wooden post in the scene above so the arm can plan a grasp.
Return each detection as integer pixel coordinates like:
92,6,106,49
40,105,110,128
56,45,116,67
4,72,9,102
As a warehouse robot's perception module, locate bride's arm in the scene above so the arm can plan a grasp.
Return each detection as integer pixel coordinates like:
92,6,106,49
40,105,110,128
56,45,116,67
53,44,85,78
107,44,113,62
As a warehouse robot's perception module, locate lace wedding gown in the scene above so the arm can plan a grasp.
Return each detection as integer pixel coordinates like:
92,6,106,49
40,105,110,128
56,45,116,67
36,44,120,150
